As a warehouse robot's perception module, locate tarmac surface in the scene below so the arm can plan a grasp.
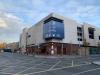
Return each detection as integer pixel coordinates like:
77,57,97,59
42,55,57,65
0,52,100,75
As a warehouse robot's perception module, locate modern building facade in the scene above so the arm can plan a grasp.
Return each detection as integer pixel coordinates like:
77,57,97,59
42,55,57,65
19,13,100,55
6,42,19,52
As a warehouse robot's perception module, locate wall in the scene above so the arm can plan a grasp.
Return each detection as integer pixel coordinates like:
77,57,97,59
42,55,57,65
19,28,28,52
83,23,100,46
19,13,100,54
6,42,19,52
78,47,89,56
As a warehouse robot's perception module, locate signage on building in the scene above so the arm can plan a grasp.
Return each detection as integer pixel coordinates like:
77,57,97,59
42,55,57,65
43,18,64,40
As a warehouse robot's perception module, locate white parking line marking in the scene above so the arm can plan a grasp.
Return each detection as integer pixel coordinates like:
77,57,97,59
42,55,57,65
0,60,11,66
49,61,61,70
0,59,41,72
0,61,25,72
26,63,91,75
0,53,97,75
0,58,44,74
14,61,46,75
72,67,100,75
42,63,56,66
0,72,13,75
0,61,17,71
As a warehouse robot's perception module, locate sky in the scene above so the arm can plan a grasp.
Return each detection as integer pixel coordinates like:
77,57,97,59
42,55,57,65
0,0,100,43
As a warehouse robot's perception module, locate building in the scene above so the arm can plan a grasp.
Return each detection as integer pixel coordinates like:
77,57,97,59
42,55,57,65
0,42,6,52
6,42,19,52
19,13,100,55
19,28,28,53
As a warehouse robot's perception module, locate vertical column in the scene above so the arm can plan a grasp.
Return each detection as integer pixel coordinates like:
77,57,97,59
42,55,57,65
51,43,54,55
61,43,63,55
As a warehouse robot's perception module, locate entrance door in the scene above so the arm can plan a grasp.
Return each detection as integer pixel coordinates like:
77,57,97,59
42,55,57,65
57,46,62,55
41,47,47,54
63,48,66,55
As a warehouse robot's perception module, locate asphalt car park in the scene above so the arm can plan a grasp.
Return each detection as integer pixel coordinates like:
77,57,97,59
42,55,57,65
0,53,100,75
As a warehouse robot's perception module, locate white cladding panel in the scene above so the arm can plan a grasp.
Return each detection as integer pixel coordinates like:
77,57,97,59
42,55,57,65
51,13,83,44
95,28,100,45
19,28,28,52
27,22,45,45
20,13,100,47
25,13,83,45
83,23,100,46
63,19,81,44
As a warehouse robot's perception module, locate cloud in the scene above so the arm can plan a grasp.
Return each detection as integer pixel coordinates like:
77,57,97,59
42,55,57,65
32,0,45,6
0,18,7,28
0,0,100,43
53,0,100,27
0,12,26,43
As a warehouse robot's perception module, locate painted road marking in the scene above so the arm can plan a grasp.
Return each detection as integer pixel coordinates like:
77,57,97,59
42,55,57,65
0,61,18,71
25,63,91,75
0,72,13,75
72,67,100,75
0,61,27,72
14,61,46,75
49,61,61,70
0,60,43,74
0,58,42,72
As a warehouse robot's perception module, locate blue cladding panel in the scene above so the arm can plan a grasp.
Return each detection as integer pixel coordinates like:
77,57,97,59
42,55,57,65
43,20,64,40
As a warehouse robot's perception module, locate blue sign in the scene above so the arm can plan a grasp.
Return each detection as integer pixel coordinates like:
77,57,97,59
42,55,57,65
43,20,64,40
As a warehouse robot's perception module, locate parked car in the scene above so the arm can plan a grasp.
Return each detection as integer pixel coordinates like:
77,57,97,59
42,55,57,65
3,49,12,52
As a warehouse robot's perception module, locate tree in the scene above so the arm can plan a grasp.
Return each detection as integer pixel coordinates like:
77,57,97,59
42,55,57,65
0,43,6,49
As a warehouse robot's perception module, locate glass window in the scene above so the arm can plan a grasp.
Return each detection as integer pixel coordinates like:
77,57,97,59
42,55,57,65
53,34,55,37
77,33,82,36
28,35,31,38
43,17,64,40
77,27,82,32
99,36,100,40
88,27,95,39
78,38,82,41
